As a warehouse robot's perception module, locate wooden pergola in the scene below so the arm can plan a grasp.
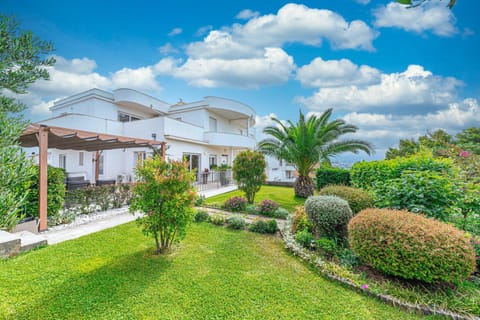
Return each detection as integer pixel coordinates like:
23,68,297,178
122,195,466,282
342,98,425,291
19,124,166,231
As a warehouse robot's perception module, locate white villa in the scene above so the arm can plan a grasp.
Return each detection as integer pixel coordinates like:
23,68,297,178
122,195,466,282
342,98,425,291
30,88,256,187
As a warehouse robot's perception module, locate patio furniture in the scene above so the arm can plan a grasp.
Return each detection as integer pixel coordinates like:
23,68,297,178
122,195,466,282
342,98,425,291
66,176,90,190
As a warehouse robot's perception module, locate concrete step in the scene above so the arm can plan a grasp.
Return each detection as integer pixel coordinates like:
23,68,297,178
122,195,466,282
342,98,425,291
13,231,47,252
0,230,21,258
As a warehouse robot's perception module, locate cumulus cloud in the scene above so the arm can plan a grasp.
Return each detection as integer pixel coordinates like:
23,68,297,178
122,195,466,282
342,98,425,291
236,9,260,20
17,55,163,117
296,57,381,88
168,27,183,36
157,47,295,88
297,65,462,113
342,99,480,152
373,2,457,36
187,3,377,60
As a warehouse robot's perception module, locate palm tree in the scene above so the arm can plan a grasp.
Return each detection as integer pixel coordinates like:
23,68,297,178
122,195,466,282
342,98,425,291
257,109,374,198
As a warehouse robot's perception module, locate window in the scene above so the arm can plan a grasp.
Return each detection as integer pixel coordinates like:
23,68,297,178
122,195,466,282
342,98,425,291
79,152,84,166
98,154,104,175
183,153,201,172
209,117,217,132
286,170,294,179
118,111,141,122
209,155,217,167
134,151,146,166
59,154,66,170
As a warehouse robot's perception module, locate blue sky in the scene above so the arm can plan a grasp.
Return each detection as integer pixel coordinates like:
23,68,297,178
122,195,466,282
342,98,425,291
4,0,480,162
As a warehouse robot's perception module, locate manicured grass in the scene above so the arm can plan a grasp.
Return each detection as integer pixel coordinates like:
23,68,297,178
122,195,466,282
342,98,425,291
0,223,434,319
205,185,305,211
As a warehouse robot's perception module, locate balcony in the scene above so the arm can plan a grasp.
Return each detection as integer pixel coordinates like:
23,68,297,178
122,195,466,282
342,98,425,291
204,131,256,148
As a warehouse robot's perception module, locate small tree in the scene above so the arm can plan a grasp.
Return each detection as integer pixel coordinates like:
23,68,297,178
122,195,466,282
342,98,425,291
0,15,55,230
232,150,266,204
130,156,196,254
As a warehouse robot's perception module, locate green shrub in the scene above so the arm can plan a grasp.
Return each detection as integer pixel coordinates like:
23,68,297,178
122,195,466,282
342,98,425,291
223,196,247,212
318,185,373,214
226,215,246,230
316,167,350,190
245,204,258,215
257,199,279,216
24,165,66,219
295,229,314,248
315,238,337,258
374,170,458,221
304,196,353,241
291,206,313,234
348,208,476,283
337,248,360,268
194,194,206,206
272,207,289,219
194,210,209,223
248,218,277,234
232,150,266,204
210,214,226,226
350,154,453,190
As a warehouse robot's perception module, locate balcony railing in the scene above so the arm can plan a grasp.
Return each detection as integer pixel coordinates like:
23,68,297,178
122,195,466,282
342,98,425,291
194,169,234,191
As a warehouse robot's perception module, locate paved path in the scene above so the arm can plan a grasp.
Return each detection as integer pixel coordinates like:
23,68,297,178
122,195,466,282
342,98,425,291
37,185,238,245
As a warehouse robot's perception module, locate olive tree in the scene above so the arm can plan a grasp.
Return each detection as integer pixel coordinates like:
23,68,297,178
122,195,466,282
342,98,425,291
0,15,55,230
130,156,196,254
232,150,266,204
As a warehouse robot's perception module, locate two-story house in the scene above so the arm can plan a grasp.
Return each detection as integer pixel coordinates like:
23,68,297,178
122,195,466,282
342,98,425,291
32,88,256,185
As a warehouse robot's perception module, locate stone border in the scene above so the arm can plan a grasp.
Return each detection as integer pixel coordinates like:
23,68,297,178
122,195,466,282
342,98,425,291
279,226,479,320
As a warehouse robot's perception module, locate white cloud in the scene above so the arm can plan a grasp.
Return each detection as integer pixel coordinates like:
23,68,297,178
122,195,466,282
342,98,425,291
195,25,213,37
296,57,381,88
236,9,260,20
168,27,183,36
373,2,457,36
342,99,480,151
187,3,377,59
157,47,295,88
298,65,462,112
111,66,161,91
158,43,179,55
355,0,370,4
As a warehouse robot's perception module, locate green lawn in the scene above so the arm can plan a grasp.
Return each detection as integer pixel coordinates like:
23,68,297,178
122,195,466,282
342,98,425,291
0,222,435,319
205,185,305,211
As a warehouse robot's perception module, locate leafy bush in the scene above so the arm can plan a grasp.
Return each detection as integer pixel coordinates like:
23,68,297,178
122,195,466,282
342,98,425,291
194,210,209,223
47,210,76,226
305,196,353,241
272,207,289,219
337,248,360,268
24,165,66,219
232,150,266,204
248,218,277,234
224,196,247,212
318,185,373,214
194,194,206,206
291,206,313,234
350,154,453,190
348,208,476,283
316,167,350,190
245,204,258,215
210,214,226,226
374,170,458,221
295,229,314,248
257,199,279,216
130,157,196,255
226,215,246,230
315,238,337,258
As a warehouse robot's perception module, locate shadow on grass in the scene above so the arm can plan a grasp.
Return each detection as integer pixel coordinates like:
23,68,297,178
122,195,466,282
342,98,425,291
12,248,172,319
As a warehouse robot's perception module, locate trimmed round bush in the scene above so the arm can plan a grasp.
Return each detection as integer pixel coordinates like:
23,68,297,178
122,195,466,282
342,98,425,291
295,229,314,248
248,218,277,234
224,196,247,212
257,199,279,216
210,214,226,226
226,215,246,230
318,185,373,214
291,205,313,234
304,196,353,241
348,208,476,283
194,210,209,223
272,207,289,219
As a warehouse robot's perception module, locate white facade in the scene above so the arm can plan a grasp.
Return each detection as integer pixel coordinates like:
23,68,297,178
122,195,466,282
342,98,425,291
265,155,297,182
32,88,256,182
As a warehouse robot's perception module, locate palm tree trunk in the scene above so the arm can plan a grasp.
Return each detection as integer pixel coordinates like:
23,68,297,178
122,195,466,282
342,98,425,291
294,175,315,198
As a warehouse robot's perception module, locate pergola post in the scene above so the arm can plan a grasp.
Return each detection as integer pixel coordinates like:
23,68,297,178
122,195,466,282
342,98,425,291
38,126,49,231
161,142,166,160
95,151,100,183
